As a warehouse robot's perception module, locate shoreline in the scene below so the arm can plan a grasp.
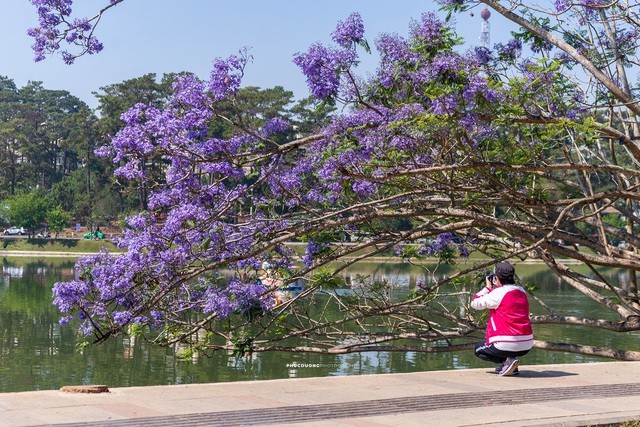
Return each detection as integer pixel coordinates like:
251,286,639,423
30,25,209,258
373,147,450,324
0,250,116,257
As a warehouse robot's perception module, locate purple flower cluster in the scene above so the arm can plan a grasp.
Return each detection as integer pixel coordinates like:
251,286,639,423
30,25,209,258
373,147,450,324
463,74,501,108
375,33,412,63
473,47,493,65
302,240,323,268
262,117,290,135
27,0,122,63
580,0,609,7
602,28,640,52
332,12,365,49
228,279,273,313
374,33,418,88
415,233,469,259
409,12,446,46
203,287,233,318
293,12,366,100
419,233,452,256
293,43,357,100
555,0,571,13
495,39,523,62
53,248,274,335
208,49,250,101
352,180,378,198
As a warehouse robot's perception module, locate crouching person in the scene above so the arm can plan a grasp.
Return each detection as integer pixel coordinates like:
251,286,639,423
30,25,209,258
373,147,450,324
471,261,533,376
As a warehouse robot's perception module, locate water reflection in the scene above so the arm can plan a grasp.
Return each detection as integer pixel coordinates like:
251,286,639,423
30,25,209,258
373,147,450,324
0,257,638,392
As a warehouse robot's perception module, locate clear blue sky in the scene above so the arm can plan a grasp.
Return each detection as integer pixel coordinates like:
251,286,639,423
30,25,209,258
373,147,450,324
1,1,515,110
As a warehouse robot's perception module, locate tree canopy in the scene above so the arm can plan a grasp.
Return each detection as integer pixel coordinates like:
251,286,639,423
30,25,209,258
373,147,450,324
5,190,49,235
28,0,640,360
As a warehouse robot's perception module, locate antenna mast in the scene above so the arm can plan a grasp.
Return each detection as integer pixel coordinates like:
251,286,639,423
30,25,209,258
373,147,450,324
480,8,491,49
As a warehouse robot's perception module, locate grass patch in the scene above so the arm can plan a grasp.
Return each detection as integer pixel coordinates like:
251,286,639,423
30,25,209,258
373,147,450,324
0,238,119,253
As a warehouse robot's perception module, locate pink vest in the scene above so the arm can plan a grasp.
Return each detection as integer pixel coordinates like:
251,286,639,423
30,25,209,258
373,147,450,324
471,285,533,347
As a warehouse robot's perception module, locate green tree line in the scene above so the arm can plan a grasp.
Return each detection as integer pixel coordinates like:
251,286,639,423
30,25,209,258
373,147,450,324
0,73,334,233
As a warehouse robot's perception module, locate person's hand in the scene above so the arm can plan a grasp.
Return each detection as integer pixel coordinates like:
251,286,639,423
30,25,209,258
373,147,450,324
485,276,494,290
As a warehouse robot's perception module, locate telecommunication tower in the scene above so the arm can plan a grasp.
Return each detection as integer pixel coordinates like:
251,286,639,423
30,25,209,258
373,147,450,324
480,8,491,49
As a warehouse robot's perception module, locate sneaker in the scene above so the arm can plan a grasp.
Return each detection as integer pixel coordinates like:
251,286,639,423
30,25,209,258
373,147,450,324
495,363,519,375
499,357,520,376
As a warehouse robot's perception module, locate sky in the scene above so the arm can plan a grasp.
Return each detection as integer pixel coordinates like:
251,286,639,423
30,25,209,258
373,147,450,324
0,1,515,110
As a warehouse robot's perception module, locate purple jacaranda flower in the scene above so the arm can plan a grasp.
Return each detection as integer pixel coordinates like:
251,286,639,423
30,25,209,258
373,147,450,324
303,240,320,268
172,73,210,110
376,33,413,63
262,117,290,135
208,49,250,100
389,135,418,150
352,180,378,198
495,39,522,61
332,12,365,49
457,245,470,258
228,279,272,313
417,233,457,257
294,44,339,99
27,0,106,63
203,288,233,318
555,0,570,12
409,12,445,45
52,280,91,313
463,74,500,105
431,95,458,115
580,0,608,6
473,46,493,65
112,311,132,326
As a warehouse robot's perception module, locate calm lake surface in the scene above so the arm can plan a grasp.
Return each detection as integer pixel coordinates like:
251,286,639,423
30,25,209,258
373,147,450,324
0,256,638,392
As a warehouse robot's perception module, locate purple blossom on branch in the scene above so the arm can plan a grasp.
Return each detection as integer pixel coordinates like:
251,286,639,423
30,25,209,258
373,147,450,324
262,117,290,135
332,12,365,49
555,0,570,12
294,12,364,100
352,179,378,198
409,12,446,46
293,43,358,100
375,33,412,63
303,240,321,267
472,47,493,65
27,0,122,63
208,48,251,100
495,39,523,62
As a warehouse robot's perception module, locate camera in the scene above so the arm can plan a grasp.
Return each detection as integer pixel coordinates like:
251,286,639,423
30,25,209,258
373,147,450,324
485,273,496,286
479,272,495,286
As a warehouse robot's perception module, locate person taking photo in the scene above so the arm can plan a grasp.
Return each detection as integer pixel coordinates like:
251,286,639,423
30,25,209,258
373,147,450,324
471,261,534,376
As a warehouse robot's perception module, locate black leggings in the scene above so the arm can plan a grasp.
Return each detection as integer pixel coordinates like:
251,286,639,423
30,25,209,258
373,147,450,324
474,341,531,364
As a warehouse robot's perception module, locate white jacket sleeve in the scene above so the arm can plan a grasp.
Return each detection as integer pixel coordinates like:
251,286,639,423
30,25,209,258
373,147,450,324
470,286,503,310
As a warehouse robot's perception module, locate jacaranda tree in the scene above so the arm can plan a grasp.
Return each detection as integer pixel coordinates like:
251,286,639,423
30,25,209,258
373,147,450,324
30,0,640,360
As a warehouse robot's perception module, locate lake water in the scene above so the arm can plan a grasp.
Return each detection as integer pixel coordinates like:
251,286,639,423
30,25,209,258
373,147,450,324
0,257,637,392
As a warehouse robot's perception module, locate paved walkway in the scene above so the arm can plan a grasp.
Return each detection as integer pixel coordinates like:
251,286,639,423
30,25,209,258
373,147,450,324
1,361,639,426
